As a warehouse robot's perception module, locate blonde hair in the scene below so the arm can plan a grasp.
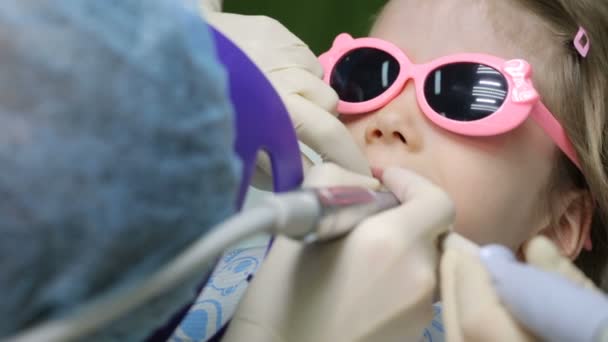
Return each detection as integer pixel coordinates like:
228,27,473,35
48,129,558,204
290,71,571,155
504,0,608,290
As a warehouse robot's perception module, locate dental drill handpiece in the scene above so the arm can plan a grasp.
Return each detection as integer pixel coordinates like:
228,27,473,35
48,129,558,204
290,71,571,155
264,187,400,243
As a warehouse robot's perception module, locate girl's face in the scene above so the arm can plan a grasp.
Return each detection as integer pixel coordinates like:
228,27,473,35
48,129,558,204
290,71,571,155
342,0,558,249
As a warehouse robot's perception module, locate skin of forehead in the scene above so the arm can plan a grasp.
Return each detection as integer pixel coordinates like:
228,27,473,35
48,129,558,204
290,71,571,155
370,0,562,116
371,0,555,65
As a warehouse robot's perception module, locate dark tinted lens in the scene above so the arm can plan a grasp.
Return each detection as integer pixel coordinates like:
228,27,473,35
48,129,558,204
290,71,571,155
330,48,400,103
423,63,508,121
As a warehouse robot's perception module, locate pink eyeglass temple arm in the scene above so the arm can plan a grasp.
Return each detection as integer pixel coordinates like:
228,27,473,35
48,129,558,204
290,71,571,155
533,103,592,251
532,102,581,169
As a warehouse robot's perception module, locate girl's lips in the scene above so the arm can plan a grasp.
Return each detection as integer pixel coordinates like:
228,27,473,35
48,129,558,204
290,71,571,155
371,167,384,180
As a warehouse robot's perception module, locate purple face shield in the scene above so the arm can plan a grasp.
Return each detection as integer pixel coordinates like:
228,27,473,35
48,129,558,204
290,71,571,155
211,27,303,207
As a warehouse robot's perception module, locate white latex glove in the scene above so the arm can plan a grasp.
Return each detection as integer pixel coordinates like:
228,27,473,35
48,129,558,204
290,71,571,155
440,236,537,342
441,234,606,342
200,0,221,12
480,237,608,342
522,235,598,291
198,0,371,181
222,163,454,342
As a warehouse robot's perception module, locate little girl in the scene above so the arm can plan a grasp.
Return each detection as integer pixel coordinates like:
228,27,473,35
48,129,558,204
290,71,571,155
177,0,608,340
319,0,608,290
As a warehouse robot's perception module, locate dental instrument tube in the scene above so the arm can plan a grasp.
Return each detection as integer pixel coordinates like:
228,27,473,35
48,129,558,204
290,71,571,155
480,245,608,342
8,187,399,342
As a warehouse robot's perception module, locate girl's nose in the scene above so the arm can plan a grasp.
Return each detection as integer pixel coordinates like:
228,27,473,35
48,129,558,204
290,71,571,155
364,85,422,151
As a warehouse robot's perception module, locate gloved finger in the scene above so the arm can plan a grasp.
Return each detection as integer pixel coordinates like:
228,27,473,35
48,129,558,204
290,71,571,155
353,168,454,250
441,249,536,342
336,248,437,342
382,167,454,206
284,95,371,176
256,148,314,175
524,236,598,291
303,162,380,189
321,170,447,340
371,167,454,239
250,150,314,191
300,153,315,173
206,13,322,76
261,44,323,77
199,0,222,13
268,68,339,114
442,232,480,255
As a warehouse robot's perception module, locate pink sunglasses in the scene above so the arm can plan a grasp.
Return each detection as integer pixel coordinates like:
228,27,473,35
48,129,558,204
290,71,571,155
319,33,580,169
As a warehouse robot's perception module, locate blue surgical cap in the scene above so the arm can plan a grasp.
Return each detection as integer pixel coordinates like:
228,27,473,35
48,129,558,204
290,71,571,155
0,0,240,339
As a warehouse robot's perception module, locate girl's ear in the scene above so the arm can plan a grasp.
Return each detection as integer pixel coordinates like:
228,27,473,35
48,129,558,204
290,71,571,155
539,190,593,259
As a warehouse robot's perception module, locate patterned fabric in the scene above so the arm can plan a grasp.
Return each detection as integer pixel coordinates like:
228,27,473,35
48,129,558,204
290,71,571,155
173,234,446,342
171,235,271,342
421,304,446,342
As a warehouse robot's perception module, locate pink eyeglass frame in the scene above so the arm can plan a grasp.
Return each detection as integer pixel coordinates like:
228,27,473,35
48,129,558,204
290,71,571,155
319,33,580,169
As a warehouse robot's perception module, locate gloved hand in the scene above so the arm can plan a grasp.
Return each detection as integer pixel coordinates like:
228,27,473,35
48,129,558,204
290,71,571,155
198,0,371,183
441,234,608,342
520,235,598,291
480,237,608,342
200,0,221,12
222,163,454,342
440,235,537,342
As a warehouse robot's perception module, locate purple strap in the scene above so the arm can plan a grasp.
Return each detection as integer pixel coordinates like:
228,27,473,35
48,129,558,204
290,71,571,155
211,28,303,205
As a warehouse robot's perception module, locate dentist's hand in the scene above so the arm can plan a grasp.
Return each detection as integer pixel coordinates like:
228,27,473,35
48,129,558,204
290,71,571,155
199,0,221,12
441,235,606,342
223,164,454,342
198,1,371,183
440,237,537,342
479,237,608,342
